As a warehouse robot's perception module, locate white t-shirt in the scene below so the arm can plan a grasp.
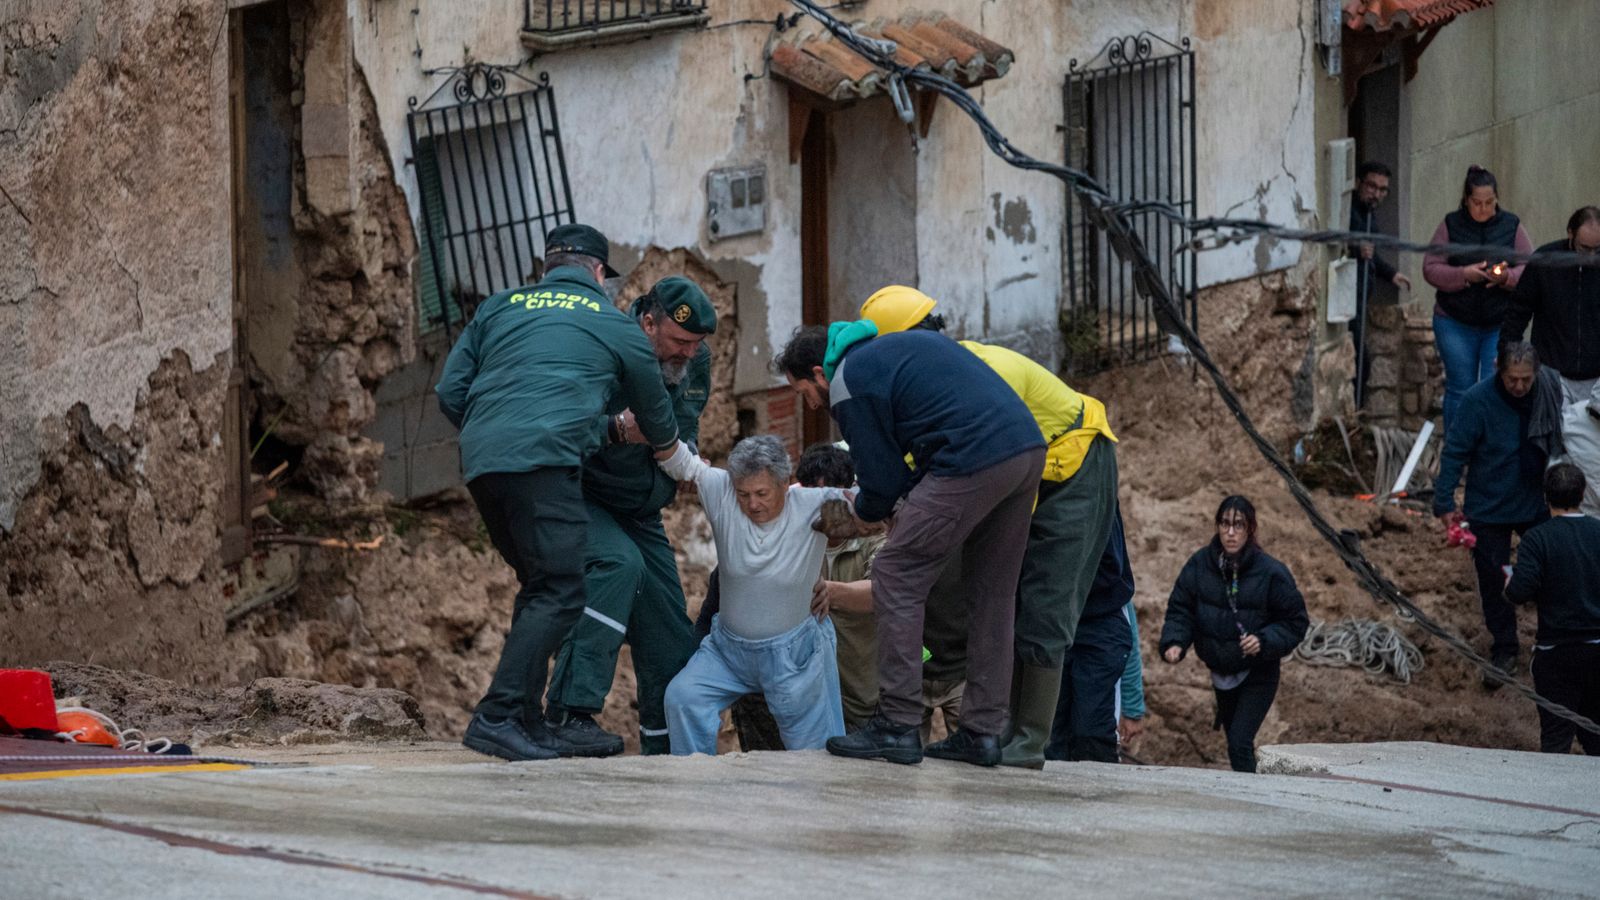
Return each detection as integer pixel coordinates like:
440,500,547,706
662,448,843,640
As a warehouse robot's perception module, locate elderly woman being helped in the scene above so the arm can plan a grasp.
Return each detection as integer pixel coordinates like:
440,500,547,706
658,435,852,754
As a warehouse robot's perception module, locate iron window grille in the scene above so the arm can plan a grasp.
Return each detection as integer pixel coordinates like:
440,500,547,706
523,1,708,40
406,65,575,337
1062,34,1198,374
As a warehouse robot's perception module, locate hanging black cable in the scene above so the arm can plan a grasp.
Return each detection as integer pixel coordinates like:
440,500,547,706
786,0,1600,739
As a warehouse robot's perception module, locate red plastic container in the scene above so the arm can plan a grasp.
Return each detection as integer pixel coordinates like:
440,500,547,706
0,669,59,733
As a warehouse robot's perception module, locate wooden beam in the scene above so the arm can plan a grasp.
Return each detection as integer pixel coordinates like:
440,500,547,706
788,91,812,165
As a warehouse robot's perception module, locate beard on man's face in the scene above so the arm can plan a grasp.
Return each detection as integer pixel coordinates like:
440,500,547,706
660,358,690,385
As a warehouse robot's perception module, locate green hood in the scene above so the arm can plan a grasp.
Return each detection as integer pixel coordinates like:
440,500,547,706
823,319,879,381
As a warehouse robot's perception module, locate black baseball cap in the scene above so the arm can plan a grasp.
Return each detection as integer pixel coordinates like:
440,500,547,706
544,223,620,278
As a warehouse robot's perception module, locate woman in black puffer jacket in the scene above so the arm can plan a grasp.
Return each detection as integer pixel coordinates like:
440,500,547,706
1159,496,1309,772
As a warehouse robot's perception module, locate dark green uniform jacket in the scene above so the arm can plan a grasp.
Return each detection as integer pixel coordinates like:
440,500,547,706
436,266,679,482
584,334,712,518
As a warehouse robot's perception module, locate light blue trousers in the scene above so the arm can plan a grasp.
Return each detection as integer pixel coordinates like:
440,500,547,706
664,615,845,755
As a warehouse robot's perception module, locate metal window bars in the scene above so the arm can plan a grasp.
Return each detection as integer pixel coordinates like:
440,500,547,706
1062,34,1198,374
524,0,707,35
406,66,575,336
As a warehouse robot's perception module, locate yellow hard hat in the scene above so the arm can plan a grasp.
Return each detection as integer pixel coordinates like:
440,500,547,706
860,285,937,335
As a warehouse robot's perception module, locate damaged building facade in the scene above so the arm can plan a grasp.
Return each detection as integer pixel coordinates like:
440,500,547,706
7,0,1588,736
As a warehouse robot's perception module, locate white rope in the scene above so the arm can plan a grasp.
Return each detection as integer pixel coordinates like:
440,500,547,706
1295,619,1424,684
53,706,175,755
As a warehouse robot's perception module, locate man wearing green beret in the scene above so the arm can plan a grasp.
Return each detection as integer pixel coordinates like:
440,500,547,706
544,276,719,756
437,223,683,762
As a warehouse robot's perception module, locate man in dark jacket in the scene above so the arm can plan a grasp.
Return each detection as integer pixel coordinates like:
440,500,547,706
1349,161,1413,407
776,323,1045,766
1045,504,1135,763
436,224,682,762
1505,463,1600,755
544,277,717,757
1501,206,1600,393
1434,341,1550,681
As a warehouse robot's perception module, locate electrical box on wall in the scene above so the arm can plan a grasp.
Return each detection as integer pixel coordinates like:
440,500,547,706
707,165,766,242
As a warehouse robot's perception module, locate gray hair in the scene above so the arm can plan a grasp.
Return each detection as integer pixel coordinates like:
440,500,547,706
1497,340,1540,370
726,435,792,484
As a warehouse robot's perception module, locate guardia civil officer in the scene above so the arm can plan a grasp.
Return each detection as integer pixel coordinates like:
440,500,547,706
545,277,718,756
436,224,681,762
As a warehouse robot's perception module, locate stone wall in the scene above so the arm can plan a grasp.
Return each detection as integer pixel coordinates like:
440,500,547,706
1362,305,1442,428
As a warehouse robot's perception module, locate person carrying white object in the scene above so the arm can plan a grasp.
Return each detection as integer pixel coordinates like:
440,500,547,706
658,435,865,755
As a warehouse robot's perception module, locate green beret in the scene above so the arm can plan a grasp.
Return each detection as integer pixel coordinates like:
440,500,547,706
646,276,717,335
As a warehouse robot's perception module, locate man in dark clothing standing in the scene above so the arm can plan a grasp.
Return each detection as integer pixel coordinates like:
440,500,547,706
776,323,1045,767
544,277,718,757
1045,504,1135,763
1505,463,1600,755
1434,341,1550,683
1501,206,1600,394
436,224,682,762
1349,161,1412,407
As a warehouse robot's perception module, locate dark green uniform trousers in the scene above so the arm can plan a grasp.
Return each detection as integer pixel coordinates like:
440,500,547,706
547,501,698,754
1016,436,1120,668
467,468,588,726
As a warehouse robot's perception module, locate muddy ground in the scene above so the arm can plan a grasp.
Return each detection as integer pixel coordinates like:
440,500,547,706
31,279,1544,764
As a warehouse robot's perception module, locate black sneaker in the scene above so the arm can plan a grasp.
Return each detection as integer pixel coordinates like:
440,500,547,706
462,713,559,762
926,727,1002,767
543,710,624,759
1483,652,1519,691
825,714,922,765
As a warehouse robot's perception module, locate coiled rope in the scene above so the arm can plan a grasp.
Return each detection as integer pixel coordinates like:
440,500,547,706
1296,619,1424,684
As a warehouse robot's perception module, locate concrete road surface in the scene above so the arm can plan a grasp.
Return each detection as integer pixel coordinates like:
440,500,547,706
1,741,1596,898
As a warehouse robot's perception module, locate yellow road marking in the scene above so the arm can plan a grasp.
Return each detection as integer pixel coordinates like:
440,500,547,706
0,763,247,782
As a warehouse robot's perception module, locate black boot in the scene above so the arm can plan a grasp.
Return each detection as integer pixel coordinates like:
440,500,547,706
926,727,1002,767
1483,651,1519,691
826,714,922,765
462,713,559,762
543,709,625,758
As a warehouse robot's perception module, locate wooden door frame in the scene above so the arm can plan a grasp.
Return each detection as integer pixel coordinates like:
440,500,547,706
798,106,832,446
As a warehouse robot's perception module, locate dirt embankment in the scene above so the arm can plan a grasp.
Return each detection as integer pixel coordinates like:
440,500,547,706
1087,277,1540,767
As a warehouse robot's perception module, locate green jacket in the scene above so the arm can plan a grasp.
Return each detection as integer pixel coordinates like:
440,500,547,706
584,333,712,518
436,266,678,482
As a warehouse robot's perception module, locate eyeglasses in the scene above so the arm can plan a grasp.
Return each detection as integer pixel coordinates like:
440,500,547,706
1361,180,1390,194
1218,520,1249,533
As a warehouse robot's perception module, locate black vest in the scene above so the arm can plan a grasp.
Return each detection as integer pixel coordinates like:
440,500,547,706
1436,208,1521,328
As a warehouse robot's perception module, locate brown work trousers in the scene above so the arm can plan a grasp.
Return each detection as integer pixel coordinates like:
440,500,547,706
870,447,1045,735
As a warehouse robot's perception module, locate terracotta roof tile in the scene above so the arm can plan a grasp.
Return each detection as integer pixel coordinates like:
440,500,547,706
1343,0,1496,32
772,11,1014,106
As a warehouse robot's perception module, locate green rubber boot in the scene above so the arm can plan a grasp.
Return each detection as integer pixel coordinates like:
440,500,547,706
1000,664,1064,770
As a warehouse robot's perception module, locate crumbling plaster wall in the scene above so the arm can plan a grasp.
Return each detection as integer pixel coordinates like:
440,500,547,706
250,0,417,502
354,0,1317,388
0,0,234,672
0,0,232,532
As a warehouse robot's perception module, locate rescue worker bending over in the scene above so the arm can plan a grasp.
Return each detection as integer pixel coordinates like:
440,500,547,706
777,322,1045,767
436,223,681,763
544,277,718,756
859,286,1119,769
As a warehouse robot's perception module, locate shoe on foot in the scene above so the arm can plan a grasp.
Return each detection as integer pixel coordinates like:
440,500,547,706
927,727,1002,767
1483,652,1519,690
462,713,559,762
825,714,922,765
544,710,624,758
